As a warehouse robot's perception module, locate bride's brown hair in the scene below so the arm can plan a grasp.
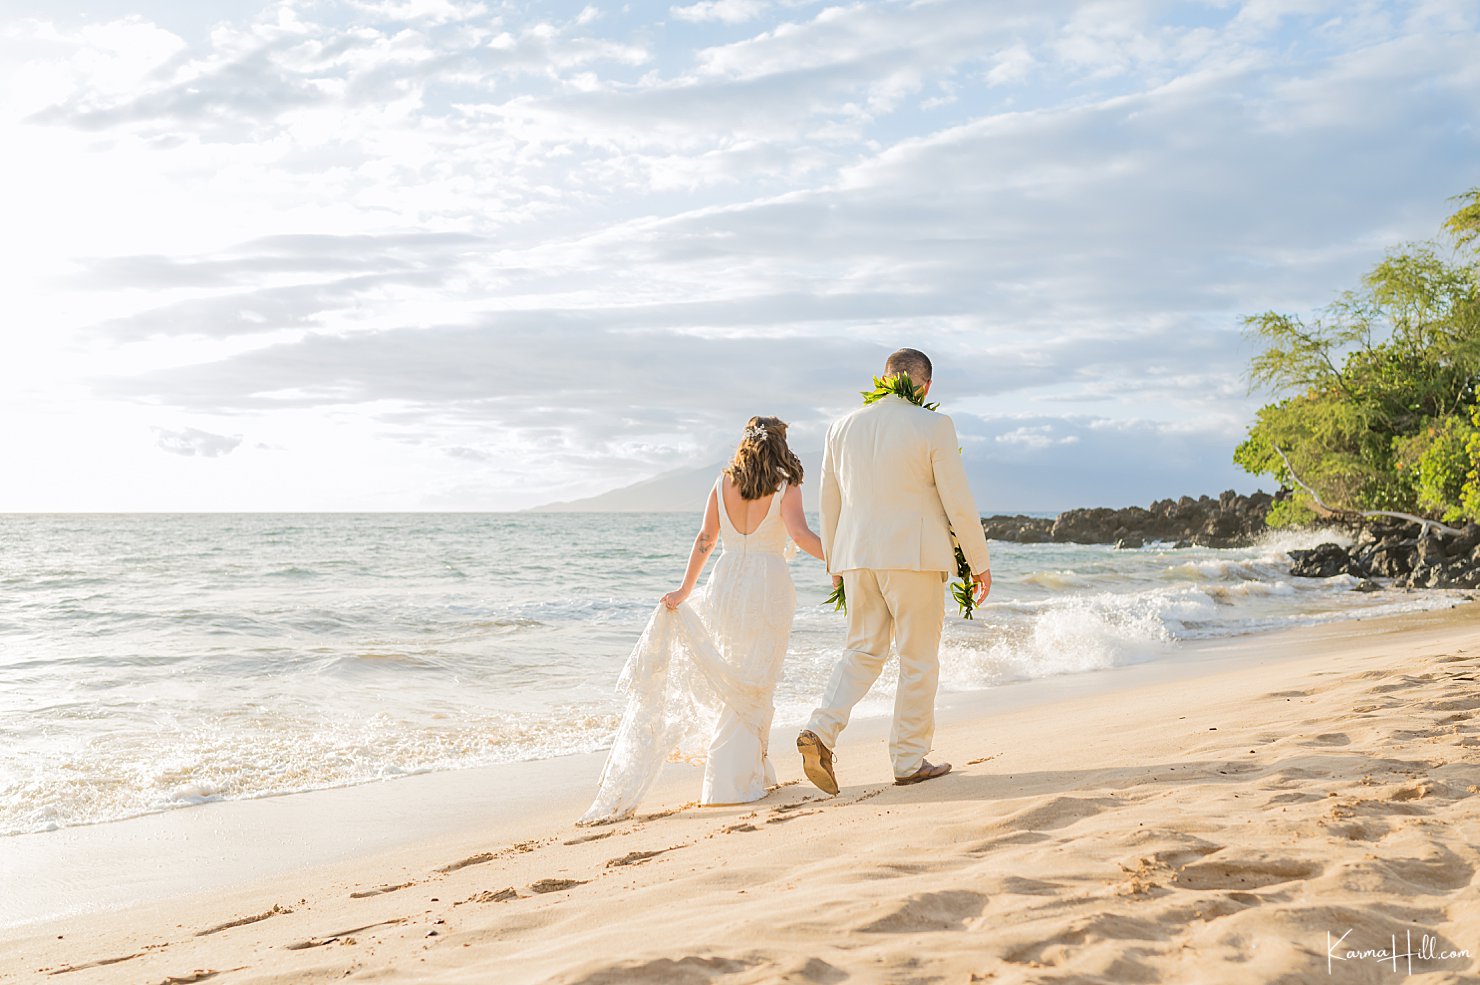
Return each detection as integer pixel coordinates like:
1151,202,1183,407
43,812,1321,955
725,416,805,500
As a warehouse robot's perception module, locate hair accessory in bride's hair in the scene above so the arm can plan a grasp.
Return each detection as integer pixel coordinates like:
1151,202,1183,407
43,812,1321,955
744,424,768,440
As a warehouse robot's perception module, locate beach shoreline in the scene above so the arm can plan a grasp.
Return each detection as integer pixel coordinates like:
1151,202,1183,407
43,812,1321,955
4,600,1478,983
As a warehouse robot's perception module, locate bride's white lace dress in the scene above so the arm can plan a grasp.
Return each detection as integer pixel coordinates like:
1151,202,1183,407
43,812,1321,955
579,476,797,824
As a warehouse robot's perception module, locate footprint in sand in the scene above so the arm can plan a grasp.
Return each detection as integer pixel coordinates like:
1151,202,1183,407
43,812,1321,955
438,852,495,873
284,917,406,951
528,878,589,893
781,957,848,984
457,887,519,905
856,890,987,933
562,955,756,984
1305,732,1352,746
964,830,1051,855
43,953,145,976
766,810,819,824
1115,841,1225,897
195,904,292,937
1266,790,1322,805
1173,856,1321,890
1213,762,1258,776
1370,675,1436,694
1000,911,1169,967
1265,765,1331,786
436,839,543,874
563,830,617,846
990,795,1119,833
1389,726,1448,742
349,881,413,899
1390,781,1435,801
1325,816,1393,843
1424,696,1480,713
996,875,1063,896
606,847,680,867
1370,844,1474,892
1155,894,1262,928
875,861,931,876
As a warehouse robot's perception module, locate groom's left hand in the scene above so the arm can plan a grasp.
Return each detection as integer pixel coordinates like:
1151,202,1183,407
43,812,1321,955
972,570,991,604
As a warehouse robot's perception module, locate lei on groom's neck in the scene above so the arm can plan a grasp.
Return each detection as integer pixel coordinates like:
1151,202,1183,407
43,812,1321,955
862,372,938,411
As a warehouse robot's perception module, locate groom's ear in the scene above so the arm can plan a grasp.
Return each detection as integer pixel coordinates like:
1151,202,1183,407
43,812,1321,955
921,380,932,398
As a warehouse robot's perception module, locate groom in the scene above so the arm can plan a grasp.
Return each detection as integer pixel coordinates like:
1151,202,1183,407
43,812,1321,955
798,348,992,793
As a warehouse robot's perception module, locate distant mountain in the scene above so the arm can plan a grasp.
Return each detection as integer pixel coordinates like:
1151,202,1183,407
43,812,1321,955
530,447,1253,517
531,453,823,513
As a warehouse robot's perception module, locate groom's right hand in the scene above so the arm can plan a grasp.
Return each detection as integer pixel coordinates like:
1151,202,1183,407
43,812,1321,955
972,570,991,604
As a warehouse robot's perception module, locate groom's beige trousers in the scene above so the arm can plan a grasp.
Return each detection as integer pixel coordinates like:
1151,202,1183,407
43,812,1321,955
806,568,945,778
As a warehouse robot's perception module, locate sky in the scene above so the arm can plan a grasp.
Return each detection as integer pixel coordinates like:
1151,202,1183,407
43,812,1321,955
1,0,1477,512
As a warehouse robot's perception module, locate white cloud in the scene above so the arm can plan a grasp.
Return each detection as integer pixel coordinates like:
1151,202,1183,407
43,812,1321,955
671,0,772,25
153,426,244,457
995,426,1080,449
347,0,490,24
984,40,1035,86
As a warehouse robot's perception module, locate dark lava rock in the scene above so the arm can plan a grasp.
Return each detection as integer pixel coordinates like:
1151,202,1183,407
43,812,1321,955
1449,522,1480,557
981,489,1278,549
1363,540,1417,578
1416,533,1448,568
1402,554,1480,590
981,515,1053,543
1289,542,1367,579
1302,518,1480,590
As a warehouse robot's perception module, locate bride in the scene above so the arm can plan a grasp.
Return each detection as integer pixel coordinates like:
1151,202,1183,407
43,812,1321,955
579,416,826,824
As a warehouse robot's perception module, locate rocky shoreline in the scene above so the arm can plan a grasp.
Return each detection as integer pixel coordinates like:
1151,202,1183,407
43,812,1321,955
980,490,1278,549
980,492,1480,590
1287,520,1480,590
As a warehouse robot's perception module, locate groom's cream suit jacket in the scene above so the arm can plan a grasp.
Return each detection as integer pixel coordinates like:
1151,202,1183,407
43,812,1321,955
820,397,992,578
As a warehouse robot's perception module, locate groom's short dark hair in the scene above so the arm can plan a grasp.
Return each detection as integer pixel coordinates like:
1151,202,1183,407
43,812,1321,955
885,348,932,385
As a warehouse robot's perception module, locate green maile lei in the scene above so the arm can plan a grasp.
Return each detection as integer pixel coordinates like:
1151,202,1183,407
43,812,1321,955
823,373,979,620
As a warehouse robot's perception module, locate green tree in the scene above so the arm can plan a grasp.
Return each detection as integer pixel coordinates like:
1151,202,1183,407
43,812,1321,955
1236,189,1480,525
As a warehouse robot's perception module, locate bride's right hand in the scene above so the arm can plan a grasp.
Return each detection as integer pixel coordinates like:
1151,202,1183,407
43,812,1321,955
661,588,689,610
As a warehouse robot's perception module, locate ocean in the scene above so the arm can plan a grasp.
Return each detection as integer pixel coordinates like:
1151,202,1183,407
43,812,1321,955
0,512,1465,838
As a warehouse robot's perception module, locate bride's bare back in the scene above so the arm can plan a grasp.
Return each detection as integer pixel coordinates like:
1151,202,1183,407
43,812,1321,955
721,474,775,536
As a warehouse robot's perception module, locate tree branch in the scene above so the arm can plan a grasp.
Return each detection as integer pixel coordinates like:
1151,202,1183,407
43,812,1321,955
1271,444,1465,537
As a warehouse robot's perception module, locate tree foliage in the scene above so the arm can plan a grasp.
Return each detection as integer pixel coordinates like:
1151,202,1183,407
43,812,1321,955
1236,189,1480,526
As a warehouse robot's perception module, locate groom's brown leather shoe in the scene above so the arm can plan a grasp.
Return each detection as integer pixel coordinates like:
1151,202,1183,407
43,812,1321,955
797,730,839,795
894,760,951,786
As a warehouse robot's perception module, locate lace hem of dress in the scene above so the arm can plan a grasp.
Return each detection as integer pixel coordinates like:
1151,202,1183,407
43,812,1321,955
577,601,774,826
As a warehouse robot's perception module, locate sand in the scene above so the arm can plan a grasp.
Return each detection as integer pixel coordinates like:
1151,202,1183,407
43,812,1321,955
3,603,1479,984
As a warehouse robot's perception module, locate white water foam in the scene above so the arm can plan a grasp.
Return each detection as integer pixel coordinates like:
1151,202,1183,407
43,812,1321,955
1,513,1470,837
